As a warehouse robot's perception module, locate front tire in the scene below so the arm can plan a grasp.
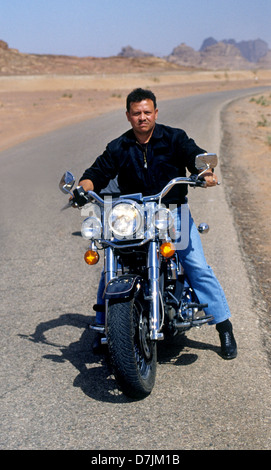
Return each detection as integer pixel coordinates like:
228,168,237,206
107,291,157,399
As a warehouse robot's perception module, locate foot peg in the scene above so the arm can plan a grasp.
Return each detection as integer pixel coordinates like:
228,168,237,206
174,310,213,330
89,324,105,334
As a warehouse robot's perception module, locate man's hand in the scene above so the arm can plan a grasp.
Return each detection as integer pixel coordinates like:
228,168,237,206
69,186,89,207
203,171,218,187
69,179,94,207
79,179,94,192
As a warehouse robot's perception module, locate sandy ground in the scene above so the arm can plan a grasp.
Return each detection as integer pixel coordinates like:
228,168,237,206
221,92,271,357
0,69,270,152
0,70,270,354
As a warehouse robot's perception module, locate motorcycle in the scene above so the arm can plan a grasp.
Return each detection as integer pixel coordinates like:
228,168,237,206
59,153,218,399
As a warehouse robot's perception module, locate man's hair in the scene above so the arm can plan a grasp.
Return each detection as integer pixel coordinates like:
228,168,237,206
126,88,157,112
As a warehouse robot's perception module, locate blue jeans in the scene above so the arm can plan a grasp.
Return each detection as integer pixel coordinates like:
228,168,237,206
95,206,231,325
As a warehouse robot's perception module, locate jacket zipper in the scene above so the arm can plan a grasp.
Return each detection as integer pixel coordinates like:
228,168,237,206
143,146,148,169
137,142,148,169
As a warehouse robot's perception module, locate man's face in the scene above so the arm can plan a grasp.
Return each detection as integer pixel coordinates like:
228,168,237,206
126,99,158,137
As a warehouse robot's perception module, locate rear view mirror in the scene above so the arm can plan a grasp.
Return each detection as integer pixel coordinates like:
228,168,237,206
195,153,218,171
59,171,76,195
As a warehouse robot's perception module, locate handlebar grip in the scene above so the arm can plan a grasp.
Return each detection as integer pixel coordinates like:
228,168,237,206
73,186,89,207
189,175,207,187
197,178,207,188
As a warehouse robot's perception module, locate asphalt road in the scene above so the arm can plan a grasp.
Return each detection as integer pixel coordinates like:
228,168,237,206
1,87,270,450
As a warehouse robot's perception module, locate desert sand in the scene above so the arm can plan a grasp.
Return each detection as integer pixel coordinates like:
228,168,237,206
221,91,271,354
0,69,270,151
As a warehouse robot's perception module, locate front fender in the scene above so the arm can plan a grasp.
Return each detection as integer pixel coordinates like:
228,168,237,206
104,274,142,300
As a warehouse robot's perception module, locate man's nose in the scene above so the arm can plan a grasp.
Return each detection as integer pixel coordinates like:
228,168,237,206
139,113,146,120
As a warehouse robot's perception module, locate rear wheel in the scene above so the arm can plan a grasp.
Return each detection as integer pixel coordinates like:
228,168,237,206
107,291,157,399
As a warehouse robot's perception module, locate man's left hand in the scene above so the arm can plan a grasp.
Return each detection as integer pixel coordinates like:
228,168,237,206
203,171,218,187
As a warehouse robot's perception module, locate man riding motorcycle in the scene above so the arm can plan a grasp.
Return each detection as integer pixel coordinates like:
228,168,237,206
73,88,237,360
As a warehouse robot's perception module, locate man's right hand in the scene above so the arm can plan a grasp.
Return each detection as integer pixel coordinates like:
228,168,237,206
69,179,95,207
79,179,95,192
70,186,89,207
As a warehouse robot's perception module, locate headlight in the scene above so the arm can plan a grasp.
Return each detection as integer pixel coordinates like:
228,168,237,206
154,208,174,231
107,201,142,238
81,217,102,240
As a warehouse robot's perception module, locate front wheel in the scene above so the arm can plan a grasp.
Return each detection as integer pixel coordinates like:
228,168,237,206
107,291,157,399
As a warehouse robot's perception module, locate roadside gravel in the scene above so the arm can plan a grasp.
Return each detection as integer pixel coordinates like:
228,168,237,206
220,92,271,364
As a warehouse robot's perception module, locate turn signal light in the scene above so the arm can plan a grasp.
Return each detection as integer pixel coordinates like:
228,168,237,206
84,250,100,265
160,242,176,258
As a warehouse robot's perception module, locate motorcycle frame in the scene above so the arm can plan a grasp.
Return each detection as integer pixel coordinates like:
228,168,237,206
86,175,205,342
61,153,217,343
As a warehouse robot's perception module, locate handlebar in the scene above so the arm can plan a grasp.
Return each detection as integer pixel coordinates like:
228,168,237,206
71,175,212,208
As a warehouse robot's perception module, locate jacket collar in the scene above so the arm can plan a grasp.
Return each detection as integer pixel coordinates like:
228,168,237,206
123,123,164,144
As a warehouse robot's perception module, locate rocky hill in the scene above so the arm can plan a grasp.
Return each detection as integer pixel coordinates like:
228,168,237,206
0,40,185,75
118,45,154,58
167,38,271,70
0,37,270,75
199,37,268,62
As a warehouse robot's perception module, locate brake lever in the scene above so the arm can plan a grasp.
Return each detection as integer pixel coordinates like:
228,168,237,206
61,200,74,211
189,174,207,187
73,186,89,207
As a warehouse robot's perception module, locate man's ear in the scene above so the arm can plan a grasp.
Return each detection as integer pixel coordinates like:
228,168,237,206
126,111,131,123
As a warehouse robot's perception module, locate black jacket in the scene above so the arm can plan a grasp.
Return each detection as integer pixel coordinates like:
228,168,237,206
80,123,206,205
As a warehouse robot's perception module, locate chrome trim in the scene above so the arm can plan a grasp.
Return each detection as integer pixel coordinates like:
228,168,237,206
89,325,105,333
147,240,162,340
104,246,117,333
99,237,152,249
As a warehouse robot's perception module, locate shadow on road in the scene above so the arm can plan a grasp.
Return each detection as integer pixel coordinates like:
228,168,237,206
19,313,220,402
157,332,220,365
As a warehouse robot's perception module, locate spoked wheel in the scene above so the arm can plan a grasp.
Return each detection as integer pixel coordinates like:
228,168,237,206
107,291,157,399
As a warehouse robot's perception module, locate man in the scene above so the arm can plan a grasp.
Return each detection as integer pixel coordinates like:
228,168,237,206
76,88,237,360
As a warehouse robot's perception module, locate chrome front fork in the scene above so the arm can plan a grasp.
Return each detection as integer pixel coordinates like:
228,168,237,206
104,246,117,285
104,246,117,334
147,241,164,340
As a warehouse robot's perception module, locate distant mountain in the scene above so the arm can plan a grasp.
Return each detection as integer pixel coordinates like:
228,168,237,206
199,37,218,51
119,38,271,70
167,42,250,70
0,40,182,75
118,46,154,58
1,37,270,75
167,38,271,70
200,37,269,62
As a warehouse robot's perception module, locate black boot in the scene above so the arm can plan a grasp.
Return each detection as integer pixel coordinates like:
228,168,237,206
216,320,237,360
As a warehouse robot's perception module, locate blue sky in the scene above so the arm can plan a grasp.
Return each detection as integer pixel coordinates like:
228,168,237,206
0,0,270,57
